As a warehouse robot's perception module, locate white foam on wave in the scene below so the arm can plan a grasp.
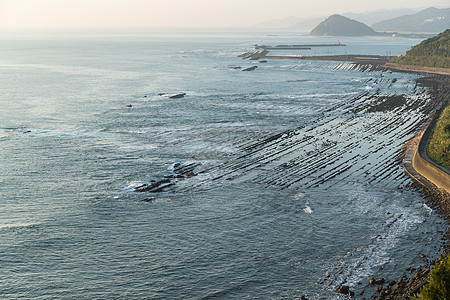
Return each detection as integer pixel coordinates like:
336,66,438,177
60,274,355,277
144,91,207,100
19,128,56,135
303,201,313,215
423,203,433,216
214,50,239,58
178,49,213,55
293,192,305,200
239,91,357,101
130,126,194,135
184,141,244,156
121,181,153,193
295,92,358,99
224,102,316,116
292,192,313,214
342,211,423,287
14,127,108,139
0,62,137,79
0,223,38,231
119,145,156,152
130,122,255,136
322,185,426,291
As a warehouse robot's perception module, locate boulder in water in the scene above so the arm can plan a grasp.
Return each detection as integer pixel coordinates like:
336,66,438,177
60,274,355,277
242,66,258,72
335,285,350,295
169,93,186,99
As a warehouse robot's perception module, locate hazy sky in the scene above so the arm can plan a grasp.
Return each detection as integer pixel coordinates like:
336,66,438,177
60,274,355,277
0,0,448,28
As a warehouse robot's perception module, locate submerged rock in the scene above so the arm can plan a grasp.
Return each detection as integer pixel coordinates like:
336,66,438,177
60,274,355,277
169,93,186,99
377,278,385,284
141,197,154,202
242,66,258,72
336,285,350,294
135,179,173,193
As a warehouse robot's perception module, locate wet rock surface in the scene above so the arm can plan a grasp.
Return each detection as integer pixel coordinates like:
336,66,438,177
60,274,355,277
169,93,186,99
361,75,450,300
134,62,449,298
242,66,258,72
134,162,202,194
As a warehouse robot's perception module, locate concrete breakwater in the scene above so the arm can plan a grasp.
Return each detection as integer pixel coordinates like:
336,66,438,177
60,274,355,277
384,62,450,76
255,44,346,49
254,43,345,51
412,111,450,192
403,75,450,209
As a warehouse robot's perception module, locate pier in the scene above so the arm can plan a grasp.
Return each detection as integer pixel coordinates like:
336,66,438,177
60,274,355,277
240,47,393,63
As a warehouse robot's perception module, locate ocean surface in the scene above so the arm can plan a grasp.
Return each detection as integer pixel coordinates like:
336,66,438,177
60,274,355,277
0,29,446,299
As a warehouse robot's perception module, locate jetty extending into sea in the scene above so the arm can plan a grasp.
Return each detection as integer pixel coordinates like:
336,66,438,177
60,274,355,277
254,43,345,50
239,44,395,63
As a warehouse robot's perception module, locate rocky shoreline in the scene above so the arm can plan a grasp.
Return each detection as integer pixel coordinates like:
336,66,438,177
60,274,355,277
363,73,449,300
357,183,449,300
285,64,449,300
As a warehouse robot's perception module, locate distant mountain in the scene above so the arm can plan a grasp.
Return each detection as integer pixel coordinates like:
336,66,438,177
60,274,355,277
372,7,450,33
290,17,324,31
310,14,376,36
390,29,450,68
289,9,421,31
342,8,421,26
255,16,304,28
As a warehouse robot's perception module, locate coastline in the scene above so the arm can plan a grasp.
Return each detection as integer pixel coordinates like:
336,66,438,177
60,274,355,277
248,51,449,191
253,53,450,298
383,62,450,77
363,67,449,300
247,50,450,76
351,72,449,300
388,75,449,300
357,64,449,300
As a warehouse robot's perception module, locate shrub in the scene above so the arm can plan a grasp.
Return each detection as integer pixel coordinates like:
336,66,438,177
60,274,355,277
389,30,450,69
427,106,450,168
418,256,450,299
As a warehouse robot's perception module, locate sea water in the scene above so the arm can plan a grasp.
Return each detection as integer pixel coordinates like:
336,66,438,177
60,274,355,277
0,29,445,299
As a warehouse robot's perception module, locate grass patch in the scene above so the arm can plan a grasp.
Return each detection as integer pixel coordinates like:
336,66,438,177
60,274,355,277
427,105,450,168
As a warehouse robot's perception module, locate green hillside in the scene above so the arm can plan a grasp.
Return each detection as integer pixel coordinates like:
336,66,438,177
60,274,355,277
390,29,450,68
427,105,450,168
